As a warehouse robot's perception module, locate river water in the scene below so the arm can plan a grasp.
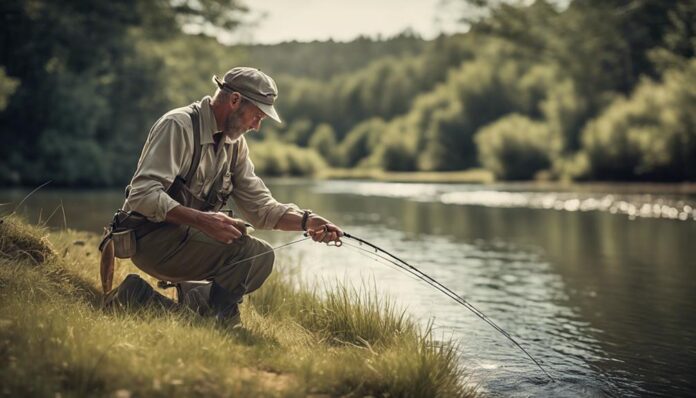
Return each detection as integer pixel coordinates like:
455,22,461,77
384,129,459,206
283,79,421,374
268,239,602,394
2,180,695,397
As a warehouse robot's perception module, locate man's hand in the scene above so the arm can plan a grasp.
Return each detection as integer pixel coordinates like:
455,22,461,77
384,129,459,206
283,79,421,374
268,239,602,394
306,216,343,244
166,205,251,244
195,212,248,244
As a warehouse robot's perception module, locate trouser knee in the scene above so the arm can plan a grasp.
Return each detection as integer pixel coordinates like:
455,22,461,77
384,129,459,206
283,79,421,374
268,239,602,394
246,239,274,294
213,237,276,299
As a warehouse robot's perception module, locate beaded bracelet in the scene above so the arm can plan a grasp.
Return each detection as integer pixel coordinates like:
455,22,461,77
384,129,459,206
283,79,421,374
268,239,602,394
301,210,313,231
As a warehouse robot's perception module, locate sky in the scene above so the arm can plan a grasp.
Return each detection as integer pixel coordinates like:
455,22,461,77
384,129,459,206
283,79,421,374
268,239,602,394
228,0,469,44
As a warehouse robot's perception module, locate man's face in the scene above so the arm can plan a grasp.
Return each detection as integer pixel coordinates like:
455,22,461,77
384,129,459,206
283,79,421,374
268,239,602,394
223,99,267,141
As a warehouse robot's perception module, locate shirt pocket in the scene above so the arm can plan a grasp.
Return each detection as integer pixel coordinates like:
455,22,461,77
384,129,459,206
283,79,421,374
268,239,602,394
218,170,234,199
191,166,207,198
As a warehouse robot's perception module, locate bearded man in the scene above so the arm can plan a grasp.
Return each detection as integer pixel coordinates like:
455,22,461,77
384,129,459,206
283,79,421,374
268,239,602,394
117,67,342,322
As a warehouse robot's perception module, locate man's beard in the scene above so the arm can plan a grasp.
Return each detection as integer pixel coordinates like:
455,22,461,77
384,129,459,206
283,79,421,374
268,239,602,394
223,107,252,141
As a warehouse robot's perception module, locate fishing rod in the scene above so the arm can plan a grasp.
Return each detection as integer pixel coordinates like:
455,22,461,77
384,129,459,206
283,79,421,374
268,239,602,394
228,229,553,381
339,232,555,382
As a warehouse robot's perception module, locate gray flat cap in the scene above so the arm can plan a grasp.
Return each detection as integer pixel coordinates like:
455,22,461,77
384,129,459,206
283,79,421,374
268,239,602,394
213,67,281,123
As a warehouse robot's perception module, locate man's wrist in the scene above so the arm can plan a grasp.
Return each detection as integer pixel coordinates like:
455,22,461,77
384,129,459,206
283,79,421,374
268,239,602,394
301,210,312,231
305,214,328,231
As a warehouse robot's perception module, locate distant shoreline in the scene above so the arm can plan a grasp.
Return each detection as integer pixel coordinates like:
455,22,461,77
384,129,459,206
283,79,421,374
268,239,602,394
2,171,696,195
318,169,696,194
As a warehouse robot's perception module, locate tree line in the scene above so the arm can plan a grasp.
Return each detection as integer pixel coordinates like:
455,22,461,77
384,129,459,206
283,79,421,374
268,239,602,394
265,0,696,181
1,0,695,186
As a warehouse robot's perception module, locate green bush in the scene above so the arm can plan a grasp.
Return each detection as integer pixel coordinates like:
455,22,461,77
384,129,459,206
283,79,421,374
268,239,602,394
0,67,19,111
281,118,315,147
308,123,338,165
248,141,327,177
371,116,419,171
337,117,385,167
578,59,696,180
371,39,570,172
475,114,559,180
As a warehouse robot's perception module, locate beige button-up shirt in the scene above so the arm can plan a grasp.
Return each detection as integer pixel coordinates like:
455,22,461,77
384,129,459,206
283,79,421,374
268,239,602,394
123,96,297,229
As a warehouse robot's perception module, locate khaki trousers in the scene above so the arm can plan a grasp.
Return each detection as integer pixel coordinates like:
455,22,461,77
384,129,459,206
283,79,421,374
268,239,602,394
131,224,274,303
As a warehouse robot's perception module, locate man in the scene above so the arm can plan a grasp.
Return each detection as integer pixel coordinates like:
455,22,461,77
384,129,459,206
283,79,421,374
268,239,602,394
120,67,342,321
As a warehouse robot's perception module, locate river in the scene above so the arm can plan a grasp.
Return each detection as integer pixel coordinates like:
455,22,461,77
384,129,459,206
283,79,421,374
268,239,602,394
2,180,695,397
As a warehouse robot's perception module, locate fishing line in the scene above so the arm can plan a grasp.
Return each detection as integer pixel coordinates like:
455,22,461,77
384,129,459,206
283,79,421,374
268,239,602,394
342,240,423,283
232,230,553,381
341,232,555,382
226,236,310,267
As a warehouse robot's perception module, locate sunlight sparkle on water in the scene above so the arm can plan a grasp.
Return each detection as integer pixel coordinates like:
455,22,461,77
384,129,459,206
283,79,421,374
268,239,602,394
317,182,696,221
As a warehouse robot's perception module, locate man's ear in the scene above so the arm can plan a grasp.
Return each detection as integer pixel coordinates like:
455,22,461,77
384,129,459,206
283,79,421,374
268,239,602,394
229,92,242,107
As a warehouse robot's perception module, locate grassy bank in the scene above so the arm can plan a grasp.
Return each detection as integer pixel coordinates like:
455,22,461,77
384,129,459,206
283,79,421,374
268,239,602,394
0,215,476,397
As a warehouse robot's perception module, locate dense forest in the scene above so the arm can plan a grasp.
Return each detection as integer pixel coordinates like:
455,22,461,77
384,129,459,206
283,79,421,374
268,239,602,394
1,0,695,186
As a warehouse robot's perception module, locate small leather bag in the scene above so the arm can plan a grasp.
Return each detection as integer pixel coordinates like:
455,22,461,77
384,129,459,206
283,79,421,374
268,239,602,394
99,210,144,259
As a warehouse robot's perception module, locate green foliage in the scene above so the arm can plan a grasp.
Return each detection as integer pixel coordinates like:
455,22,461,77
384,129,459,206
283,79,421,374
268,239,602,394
0,0,246,187
372,115,420,171
1,0,695,184
337,117,385,167
380,138,418,171
539,77,589,152
308,123,338,165
248,141,327,177
649,0,696,72
0,67,19,111
245,32,426,80
578,59,696,180
385,39,561,171
475,114,559,180
281,118,314,147
273,33,475,137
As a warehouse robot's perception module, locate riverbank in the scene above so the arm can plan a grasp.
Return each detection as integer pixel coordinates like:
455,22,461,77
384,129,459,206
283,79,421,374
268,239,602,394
319,168,496,184
317,168,696,194
0,216,476,397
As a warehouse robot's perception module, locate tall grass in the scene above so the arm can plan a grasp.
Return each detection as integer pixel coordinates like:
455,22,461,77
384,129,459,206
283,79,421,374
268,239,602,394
0,215,477,397
249,273,414,347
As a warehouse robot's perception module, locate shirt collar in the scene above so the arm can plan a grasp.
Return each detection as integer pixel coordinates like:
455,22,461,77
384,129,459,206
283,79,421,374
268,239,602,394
199,96,234,146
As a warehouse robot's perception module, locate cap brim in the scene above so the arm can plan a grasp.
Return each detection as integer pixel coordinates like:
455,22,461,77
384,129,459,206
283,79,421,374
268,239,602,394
248,99,281,124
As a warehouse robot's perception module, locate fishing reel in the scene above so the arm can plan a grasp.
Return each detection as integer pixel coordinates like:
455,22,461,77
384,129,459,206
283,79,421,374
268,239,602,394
302,225,343,247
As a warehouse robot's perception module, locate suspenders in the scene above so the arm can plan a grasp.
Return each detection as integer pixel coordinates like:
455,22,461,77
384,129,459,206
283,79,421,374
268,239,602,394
168,104,240,211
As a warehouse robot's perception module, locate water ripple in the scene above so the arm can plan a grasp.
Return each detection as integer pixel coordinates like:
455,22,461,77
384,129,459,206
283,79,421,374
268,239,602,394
315,181,696,221
439,191,696,221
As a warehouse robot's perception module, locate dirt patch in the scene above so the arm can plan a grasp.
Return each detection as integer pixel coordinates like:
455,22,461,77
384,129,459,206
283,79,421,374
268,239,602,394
238,367,297,393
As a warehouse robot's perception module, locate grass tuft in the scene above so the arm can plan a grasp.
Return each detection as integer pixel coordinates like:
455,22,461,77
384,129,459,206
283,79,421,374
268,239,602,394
0,215,56,264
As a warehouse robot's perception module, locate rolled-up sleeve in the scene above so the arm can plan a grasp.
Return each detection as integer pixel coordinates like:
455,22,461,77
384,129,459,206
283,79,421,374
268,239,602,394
231,138,299,229
125,117,190,222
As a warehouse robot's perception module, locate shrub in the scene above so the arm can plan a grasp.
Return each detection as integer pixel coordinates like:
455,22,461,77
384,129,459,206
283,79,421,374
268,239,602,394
372,116,419,171
308,123,338,165
0,67,19,111
578,59,696,180
248,141,327,177
337,118,385,167
475,114,559,180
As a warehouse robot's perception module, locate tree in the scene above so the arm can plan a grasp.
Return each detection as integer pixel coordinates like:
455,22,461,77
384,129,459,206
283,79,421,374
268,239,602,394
0,0,247,186
309,123,338,165
579,59,696,180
